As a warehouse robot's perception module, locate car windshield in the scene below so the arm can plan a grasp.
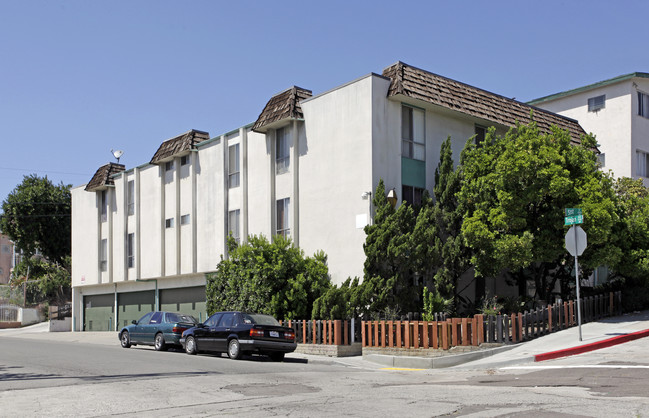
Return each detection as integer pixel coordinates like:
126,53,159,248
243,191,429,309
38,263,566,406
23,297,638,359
166,313,198,324
241,314,280,326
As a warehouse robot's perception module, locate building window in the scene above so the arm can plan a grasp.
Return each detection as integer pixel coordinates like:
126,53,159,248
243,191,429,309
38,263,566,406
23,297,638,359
637,150,649,177
402,185,424,206
401,105,425,161
276,127,290,174
597,153,605,168
100,190,107,222
165,218,175,228
228,209,240,244
229,144,240,188
165,161,174,172
126,233,135,268
127,180,135,216
638,92,649,118
276,198,290,238
180,214,190,225
588,95,606,112
100,239,107,272
474,125,487,146
180,155,189,166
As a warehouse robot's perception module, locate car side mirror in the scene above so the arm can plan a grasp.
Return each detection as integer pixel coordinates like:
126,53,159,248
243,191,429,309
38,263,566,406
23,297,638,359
131,320,137,325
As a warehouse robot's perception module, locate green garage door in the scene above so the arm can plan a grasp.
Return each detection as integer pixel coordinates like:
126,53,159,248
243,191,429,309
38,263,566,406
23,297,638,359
84,294,114,331
160,286,207,323
117,290,155,329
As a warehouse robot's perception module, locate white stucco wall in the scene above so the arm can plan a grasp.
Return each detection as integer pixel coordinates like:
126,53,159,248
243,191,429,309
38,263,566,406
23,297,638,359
71,185,99,287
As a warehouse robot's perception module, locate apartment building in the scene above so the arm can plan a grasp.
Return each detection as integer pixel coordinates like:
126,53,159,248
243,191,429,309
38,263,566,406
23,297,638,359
71,62,586,331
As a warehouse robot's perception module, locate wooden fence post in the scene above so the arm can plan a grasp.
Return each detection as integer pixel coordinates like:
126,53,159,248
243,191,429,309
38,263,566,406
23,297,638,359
423,321,430,349
334,320,342,345
404,321,411,349
380,321,386,347
442,320,450,350
432,321,439,349
462,318,469,346
396,321,402,348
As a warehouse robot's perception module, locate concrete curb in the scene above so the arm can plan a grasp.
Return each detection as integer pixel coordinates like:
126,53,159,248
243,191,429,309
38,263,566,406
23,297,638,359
535,328,649,362
364,344,518,369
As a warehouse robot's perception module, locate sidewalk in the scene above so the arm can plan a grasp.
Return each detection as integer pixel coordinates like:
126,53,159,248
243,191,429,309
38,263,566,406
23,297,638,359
3,311,649,370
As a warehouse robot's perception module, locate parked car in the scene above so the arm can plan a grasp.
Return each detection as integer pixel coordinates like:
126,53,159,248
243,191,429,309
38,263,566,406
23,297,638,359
119,311,199,351
180,311,296,361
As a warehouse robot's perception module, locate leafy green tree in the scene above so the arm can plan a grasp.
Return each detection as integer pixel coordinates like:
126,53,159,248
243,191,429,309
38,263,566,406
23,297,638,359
10,256,71,305
458,120,618,302
0,175,71,263
206,235,331,319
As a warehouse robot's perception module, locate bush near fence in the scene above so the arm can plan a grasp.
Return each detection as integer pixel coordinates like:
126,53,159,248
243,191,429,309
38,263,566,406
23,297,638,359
362,291,622,350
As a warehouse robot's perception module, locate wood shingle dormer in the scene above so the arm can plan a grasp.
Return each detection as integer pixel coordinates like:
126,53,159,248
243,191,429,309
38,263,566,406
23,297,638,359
85,162,126,192
149,129,210,165
252,86,312,133
382,62,587,145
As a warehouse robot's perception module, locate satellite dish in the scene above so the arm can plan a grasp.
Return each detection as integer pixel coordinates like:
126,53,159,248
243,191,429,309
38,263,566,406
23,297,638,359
111,149,124,163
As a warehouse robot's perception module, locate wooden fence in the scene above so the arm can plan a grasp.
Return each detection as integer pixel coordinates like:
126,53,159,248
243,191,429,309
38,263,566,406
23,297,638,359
279,319,361,345
362,291,622,350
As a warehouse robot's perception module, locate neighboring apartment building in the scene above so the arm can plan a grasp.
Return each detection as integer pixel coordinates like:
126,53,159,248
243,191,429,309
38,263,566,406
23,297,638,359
529,73,649,186
0,233,14,284
71,62,586,332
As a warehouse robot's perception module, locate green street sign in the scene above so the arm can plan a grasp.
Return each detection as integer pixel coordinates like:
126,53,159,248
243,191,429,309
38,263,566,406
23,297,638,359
564,214,584,226
565,208,582,216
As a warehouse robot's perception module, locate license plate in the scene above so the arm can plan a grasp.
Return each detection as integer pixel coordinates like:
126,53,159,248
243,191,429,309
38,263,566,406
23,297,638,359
269,331,279,338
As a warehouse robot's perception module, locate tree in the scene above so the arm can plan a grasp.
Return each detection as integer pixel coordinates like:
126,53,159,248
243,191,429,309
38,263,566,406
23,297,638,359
0,175,71,263
206,235,331,319
458,120,618,302
11,256,71,306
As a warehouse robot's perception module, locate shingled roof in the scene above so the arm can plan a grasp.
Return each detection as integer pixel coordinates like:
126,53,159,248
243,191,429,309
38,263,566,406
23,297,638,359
150,129,210,164
382,62,587,144
252,86,312,133
85,162,125,192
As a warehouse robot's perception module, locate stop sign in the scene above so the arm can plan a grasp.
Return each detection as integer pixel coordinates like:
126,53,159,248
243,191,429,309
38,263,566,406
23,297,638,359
565,225,587,256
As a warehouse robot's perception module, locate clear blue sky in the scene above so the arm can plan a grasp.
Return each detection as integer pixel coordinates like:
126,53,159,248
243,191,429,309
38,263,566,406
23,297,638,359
1,1,647,207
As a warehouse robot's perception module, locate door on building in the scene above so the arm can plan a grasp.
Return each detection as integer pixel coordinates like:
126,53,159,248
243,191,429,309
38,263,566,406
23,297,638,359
159,286,207,323
117,290,155,330
84,294,114,331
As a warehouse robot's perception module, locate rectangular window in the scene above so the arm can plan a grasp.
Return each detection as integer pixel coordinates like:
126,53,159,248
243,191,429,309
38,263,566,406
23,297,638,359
597,153,605,168
228,209,240,244
165,161,174,172
276,127,290,174
180,214,190,225
126,233,134,268
474,125,487,146
276,198,290,238
588,95,606,112
180,155,189,166
165,218,175,228
100,190,107,222
637,150,649,177
402,185,424,206
100,239,107,271
401,105,425,161
229,144,240,188
638,92,649,118
127,180,135,216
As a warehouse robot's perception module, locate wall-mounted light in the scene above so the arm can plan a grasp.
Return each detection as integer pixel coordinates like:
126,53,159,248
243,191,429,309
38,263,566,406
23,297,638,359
361,191,372,200
387,188,398,208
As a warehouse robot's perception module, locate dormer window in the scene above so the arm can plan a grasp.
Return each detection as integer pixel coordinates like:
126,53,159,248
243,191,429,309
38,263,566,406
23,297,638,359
181,155,189,166
165,161,174,171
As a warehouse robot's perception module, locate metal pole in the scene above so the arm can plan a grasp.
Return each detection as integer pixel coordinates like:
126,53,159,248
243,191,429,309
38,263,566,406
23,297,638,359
574,227,583,341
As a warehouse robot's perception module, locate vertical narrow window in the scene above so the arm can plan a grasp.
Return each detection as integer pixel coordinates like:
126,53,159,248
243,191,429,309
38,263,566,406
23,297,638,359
228,209,240,244
276,127,290,174
100,239,107,271
276,198,290,238
637,150,649,177
638,92,649,118
126,233,135,268
127,180,135,216
474,125,487,146
229,144,240,188
180,155,189,166
100,190,107,222
165,161,174,171
401,106,425,160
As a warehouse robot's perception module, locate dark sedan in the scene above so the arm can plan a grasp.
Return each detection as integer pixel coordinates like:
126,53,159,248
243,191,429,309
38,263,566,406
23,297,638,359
180,312,296,361
119,311,199,351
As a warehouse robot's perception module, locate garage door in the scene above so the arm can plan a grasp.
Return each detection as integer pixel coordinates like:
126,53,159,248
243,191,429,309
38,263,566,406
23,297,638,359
84,294,114,331
117,290,155,329
160,286,207,322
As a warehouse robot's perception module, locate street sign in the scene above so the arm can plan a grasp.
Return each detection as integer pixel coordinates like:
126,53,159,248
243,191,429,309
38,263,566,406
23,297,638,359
565,225,587,257
564,208,583,225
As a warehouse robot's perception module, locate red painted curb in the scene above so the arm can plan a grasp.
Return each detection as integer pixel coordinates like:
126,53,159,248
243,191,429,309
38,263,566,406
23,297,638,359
535,328,649,362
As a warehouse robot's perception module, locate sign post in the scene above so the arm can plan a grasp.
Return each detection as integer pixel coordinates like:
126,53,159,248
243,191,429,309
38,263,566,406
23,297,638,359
565,208,586,341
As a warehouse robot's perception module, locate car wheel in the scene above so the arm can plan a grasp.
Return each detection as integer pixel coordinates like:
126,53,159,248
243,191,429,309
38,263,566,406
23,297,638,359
154,333,167,351
185,336,197,355
120,331,131,348
269,352,285,362
227,338,242,360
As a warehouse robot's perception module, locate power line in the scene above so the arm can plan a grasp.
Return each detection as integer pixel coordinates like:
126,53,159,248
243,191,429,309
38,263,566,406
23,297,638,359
0,167,89,177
